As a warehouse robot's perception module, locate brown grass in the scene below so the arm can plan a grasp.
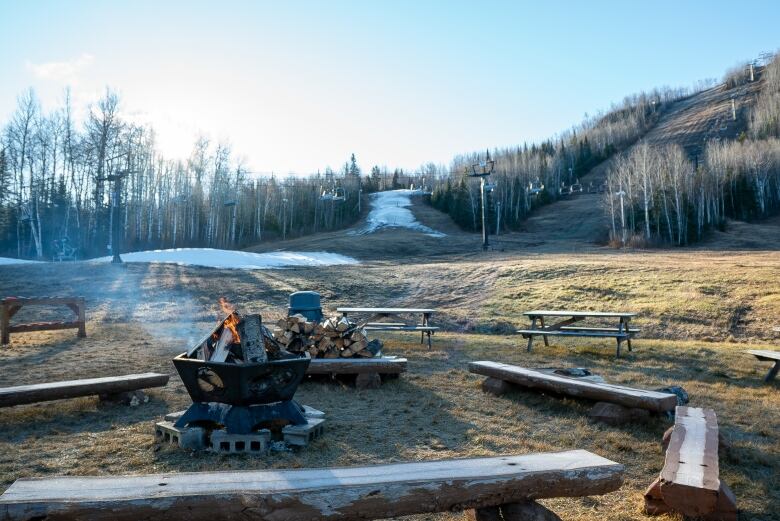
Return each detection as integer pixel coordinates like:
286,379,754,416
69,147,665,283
0,249,778,520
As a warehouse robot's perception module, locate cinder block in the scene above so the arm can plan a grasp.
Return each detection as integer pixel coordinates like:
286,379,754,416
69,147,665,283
154,421,207,450
283,417,325,447
210,429,272,454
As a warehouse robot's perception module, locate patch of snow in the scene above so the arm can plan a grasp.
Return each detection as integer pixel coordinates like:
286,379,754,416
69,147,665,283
0,257,41,266
351,189,445,237
88,248,358,269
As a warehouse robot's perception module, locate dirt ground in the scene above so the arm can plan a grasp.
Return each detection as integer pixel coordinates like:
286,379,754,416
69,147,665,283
1,239,779,520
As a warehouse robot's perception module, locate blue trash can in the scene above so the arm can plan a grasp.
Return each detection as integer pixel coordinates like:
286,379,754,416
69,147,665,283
288,291,323,322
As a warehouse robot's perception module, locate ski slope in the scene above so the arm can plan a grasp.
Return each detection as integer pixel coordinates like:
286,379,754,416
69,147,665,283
351,189,445,237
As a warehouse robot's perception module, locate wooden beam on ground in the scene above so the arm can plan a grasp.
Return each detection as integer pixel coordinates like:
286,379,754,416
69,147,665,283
0,450,623,521
307,357,407,375
469,361,677,412
645,406,736,520
0,373,170,407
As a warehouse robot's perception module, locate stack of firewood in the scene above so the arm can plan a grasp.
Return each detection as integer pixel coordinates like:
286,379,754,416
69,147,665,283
273,314,382,359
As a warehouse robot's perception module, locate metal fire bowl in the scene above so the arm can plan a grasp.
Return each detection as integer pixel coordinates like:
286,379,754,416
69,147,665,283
173,352,310,406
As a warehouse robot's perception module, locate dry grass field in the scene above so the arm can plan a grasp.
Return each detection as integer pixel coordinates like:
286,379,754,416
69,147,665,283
1,242,779,520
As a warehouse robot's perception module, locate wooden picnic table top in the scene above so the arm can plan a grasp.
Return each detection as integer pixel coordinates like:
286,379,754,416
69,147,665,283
746,349,780,361
523,310,636,318
337,307,435,314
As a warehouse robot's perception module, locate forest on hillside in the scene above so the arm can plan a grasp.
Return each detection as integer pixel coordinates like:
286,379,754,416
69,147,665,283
604,53,780,245
429,53,780,246
0,88,423,259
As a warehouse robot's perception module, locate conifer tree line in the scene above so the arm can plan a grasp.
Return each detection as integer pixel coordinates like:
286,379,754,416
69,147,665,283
605,53,780,245
0,88,384,259
428,84,698,232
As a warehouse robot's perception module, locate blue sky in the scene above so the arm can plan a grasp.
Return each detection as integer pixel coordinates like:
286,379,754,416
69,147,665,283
0,0,778,174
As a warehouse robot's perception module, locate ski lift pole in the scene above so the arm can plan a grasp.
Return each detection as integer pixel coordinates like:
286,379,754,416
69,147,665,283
468,153,495,252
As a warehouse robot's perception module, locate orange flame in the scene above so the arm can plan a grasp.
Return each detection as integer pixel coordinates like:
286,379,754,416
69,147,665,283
219,297,240,344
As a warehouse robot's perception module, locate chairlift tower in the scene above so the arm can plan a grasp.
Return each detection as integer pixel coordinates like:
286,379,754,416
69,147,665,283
467,153,495,251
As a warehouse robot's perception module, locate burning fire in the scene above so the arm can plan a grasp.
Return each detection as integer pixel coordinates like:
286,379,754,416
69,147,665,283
218,297,241,344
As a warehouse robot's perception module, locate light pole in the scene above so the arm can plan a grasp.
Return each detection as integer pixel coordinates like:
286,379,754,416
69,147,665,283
224,200,237,246
99,171,129,264
467,153,495,251
282,198,288,240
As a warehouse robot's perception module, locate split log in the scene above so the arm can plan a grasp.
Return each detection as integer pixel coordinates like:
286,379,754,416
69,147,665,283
238,314,267,363
645,407,736,520
209,327,233,363
0,451,624,521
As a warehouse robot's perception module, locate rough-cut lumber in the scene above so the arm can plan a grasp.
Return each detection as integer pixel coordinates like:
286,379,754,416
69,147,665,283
645,407,736,520
469,361,677,412
0,373,170,407
523,310,636,318
0,450,623,521
337,307,435,314
306,357,407,375
746,349,780,383
657,407,724,516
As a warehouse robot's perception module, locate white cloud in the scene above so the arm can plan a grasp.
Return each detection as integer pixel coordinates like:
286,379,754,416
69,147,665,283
26,53,94,83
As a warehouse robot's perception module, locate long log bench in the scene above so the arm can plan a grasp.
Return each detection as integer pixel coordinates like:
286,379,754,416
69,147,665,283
1,297,86,345
469,361,678,412
0,450,624,521
0,373,170,407
644,406,736,520
306,356,407,389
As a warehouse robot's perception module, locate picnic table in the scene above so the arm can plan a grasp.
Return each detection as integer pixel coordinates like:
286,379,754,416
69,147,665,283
337,307,438,348
746,350,780,383
517,310,638,357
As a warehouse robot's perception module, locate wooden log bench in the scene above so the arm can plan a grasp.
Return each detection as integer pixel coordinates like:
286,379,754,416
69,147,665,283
0,450,624,521
1,296,86,345
0,373,170,407
745,349,780,383
644,406,737,520
469,361,678,415
306,356,407,389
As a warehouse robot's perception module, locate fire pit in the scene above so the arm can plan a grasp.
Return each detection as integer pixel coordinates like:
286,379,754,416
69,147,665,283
156,302,325,453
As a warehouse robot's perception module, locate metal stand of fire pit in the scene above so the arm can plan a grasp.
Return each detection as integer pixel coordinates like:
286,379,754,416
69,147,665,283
173,400,308,435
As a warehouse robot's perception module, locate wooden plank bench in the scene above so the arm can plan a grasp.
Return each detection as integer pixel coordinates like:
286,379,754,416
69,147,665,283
1,296,86,345
469,361,678,412
338,307,438,348
745,349,780,383
0,373,170,407
518,310,638,357
0,450,624,521
306,356,407,389
644,407,736,520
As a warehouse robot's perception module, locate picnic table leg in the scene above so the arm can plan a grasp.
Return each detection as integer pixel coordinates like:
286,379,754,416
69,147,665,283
1,303,9,345
77,301,87,338
540,316,549,346
526,317,536,352
765,361,780,383
427,330,433,349
615,337,621,358
621,317,632,352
